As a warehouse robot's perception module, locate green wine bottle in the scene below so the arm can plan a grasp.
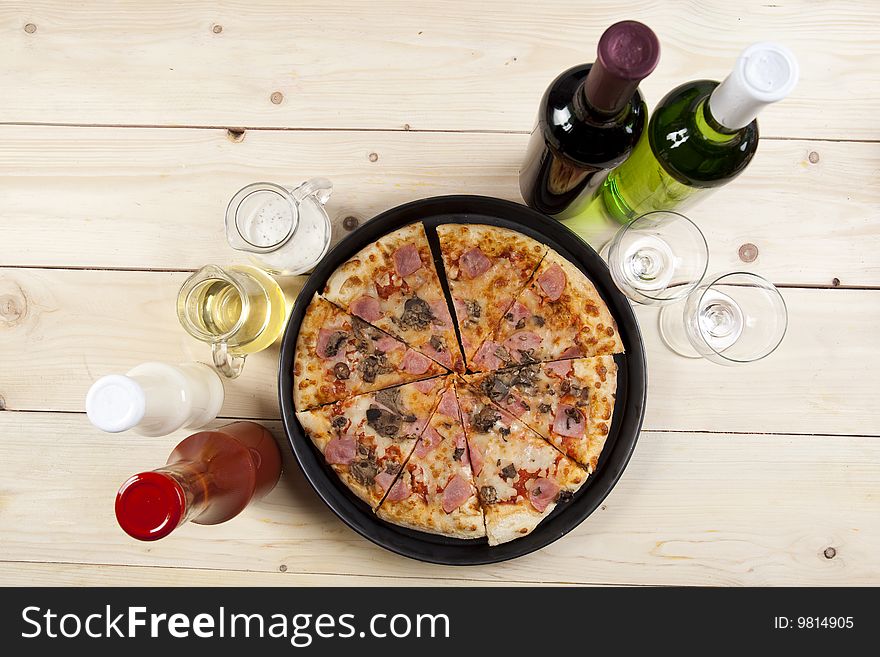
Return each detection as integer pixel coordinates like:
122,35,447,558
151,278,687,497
570,42,798,226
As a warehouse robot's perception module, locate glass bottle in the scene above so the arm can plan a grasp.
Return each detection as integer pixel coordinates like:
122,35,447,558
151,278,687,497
115,421,282,541
582,42,798,225
86,362,224,436
519,20,659,218
225,178,333,275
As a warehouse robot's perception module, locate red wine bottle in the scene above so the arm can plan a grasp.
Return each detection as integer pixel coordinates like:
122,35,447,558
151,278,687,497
519,21,660,217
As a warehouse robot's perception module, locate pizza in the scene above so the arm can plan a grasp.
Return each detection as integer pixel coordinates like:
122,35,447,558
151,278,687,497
322,223,465,372
465,356,617,471
296,377,448,509
436,224,547,362
455,383,588,545
294,294,446,410
376,381,485,539
293,221,623,546
471,249,624,371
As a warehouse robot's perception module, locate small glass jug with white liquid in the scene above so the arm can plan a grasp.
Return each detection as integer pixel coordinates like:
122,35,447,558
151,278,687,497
225,179,333,275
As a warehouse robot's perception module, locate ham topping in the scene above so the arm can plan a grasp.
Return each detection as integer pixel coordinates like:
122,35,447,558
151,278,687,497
421,340,453,368
375,471,396,492
467,438,484,476
503,331,543,356
453,432,469,466
546,360,573,377
316,328,348,359
559,345,583,359
537,263,567,301
414,425,442,458
442,474,474,513
552,403,586,438
385,477,411,502
459,247,492,280
430,300,453,328
505,300,531,325
528,477,561,512
501,391,529,418
375,335,404,353
437,389,459,418
324,435,357,465
413,378,437,393
393,243,423,277
400,348,432,374
349,295,382,322
472,340,504,370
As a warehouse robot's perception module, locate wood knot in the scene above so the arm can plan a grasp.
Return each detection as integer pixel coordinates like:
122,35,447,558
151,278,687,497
279,564,288,572
270,91,284,105
832,277,840,287
824,546,836,559
0,394,6,411
0,293,26,326
24,23,36,34
808,151,820,164
738,243,758,263
342,216,360,231
368,152,379,163
226,127,246,142
212,24,223,34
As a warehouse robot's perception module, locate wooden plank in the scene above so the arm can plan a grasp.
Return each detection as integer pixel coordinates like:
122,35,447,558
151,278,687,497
0,562,562,587
1,267,878,435
1,126,877,285
1,1,877,139
1,413,877,586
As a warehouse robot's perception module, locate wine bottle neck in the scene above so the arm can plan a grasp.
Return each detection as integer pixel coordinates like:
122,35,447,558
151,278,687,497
696,100,739,143
707,42,799,130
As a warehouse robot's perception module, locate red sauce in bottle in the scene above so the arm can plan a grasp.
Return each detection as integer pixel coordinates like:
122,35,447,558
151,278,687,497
115,421,282,541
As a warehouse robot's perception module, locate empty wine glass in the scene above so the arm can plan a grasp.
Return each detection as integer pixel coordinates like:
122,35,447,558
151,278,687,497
599,211,708,305
658,272,788,365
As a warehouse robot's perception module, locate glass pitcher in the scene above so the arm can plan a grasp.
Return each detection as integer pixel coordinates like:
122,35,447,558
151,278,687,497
176,264,287,378
225,178,333,275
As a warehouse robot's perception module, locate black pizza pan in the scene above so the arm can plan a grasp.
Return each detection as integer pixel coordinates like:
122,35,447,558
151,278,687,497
278,195,647,565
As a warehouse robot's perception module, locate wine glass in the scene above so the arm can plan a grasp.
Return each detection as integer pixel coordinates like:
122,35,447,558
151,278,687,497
658,272,788,365
599,211,708,305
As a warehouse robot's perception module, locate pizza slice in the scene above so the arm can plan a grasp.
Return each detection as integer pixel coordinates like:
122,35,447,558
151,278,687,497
296,377,448,509
471,249,624,370
465,356,617,472
436,224,547,364
376,381,485,538
455,383,588,546
323,222,465,373
293,294,446,410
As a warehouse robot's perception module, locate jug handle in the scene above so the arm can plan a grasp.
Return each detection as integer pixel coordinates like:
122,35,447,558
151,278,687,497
212,341,246,379
291,177,332,206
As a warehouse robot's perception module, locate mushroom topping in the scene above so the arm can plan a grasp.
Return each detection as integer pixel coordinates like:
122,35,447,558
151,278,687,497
333,362,351,380
471,406,499,433
398,296,435,330
366,406,403,438
500,463,517,480
479,485,497,504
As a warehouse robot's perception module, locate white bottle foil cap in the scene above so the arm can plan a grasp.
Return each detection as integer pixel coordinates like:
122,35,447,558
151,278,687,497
85,375,146,433
708,42,799,130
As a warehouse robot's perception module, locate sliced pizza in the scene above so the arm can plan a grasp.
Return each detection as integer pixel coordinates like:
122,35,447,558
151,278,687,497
436,224,547,364
323,222,465,373
455,383,588,546
296,377,448,509
293,294,446,410
471,249,624,370
465,356,617,472
376,381,485,539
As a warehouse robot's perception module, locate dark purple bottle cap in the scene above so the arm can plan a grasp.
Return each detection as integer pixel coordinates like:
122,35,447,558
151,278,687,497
584,21,660,115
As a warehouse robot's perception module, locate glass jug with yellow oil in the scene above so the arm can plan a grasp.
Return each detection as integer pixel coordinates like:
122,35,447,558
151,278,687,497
176,265,287,378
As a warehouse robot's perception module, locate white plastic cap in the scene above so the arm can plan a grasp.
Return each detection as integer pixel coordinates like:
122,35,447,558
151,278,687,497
708,42,799,130
85,375,146,433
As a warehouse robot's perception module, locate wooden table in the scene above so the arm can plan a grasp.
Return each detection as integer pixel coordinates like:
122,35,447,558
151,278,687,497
2,1,878,587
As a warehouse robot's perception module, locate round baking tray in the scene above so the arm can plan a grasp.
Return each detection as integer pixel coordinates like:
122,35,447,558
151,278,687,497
279,195,646,565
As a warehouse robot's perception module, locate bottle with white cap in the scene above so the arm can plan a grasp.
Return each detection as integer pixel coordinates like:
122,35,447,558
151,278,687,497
571,42,799,225
86,362,225,437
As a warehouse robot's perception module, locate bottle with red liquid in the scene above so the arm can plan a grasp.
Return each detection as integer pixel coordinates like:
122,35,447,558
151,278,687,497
115,421,282,541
